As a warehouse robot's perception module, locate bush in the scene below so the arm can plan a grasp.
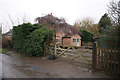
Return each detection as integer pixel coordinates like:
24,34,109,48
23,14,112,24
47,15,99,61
13,23,54,56
80,29,93,42
13,23,39,53
25,28,53,56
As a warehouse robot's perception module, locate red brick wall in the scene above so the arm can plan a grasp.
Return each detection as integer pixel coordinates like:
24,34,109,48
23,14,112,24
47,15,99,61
53,32,81,47
53,32,65,45
71,34,81,47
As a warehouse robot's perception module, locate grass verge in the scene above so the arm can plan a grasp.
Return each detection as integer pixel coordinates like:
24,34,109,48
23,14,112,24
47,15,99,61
0,48,8,54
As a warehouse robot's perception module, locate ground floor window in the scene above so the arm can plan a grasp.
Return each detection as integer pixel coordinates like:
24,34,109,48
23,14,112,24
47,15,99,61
73,38,76,42
77,38,79,42
56,39,60,43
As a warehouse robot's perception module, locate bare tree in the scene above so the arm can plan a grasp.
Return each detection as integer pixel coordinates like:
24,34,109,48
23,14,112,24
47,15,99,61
1,13,30,34
74,17,100,38
108,0,120,26
35,13,80,35
74,17,94,32
35,13,67,27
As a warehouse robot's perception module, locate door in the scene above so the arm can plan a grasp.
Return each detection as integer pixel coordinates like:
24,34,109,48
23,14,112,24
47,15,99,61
77,38,79,46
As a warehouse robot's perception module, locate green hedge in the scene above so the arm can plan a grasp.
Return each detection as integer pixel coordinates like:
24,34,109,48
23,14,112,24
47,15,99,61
13,23,53,56
80,29,93,42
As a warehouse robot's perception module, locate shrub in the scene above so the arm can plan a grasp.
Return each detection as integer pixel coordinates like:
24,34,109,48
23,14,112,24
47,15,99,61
80,29,93,42
13,23,54,56
25,28,53,56
13,23,34,53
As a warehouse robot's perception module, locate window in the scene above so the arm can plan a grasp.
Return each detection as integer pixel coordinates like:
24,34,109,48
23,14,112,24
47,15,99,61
77,38,79,42
56,39,60,43
73,38,76,43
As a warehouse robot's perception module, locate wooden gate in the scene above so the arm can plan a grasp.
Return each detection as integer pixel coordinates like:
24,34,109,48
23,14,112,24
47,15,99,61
45,43,120,76
45,44,92,68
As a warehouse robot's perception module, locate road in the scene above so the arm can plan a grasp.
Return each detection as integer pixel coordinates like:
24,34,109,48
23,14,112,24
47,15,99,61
1,53,28,78
0,52,114,78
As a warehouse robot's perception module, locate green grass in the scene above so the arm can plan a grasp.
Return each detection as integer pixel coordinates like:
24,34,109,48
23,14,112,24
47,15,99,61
0,48,28,57
0,48,8,54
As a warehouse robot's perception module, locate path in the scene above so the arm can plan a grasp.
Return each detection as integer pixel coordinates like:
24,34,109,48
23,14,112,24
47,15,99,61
0,52,113,78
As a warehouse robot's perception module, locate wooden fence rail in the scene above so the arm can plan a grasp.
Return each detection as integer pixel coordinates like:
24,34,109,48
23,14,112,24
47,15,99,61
45,44,92,68
96,47,120,75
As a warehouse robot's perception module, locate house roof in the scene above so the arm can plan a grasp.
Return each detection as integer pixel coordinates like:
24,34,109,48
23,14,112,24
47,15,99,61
36,13,82,36
2,29,12,36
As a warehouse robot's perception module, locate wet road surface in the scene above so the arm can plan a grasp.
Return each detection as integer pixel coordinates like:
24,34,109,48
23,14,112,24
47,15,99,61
0,52,113,78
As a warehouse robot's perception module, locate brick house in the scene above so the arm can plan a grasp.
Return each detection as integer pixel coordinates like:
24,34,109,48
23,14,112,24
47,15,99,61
36,13,82,47
54,28,81,47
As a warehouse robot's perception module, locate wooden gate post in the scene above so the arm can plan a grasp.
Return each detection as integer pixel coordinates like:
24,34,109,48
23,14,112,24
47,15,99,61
92,41,97,72
55,43,57,57
54,30,57,57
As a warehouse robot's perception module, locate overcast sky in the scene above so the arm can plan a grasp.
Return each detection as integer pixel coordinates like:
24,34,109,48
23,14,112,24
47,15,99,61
0,0,114,33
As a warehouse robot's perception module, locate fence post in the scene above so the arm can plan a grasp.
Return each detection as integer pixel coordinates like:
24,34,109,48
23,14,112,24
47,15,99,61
43,43,46,56
107,48,109,71
118,49,120,74
92,41,97,72
54,30,57,57
114,48,116,73
98,48,100,67
55,43,57,57
104,48,106,71
110,48,113,73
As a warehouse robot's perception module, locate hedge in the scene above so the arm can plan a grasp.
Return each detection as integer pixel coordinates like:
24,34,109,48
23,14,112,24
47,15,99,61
13,23,53,56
